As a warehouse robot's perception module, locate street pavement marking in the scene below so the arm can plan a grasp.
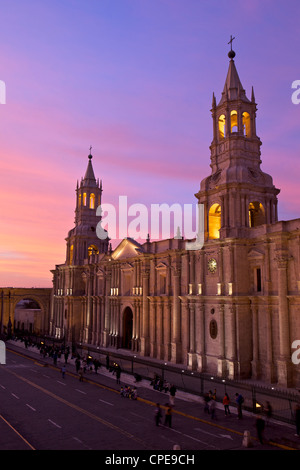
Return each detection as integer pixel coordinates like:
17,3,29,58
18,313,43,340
75,389,86,394
48,419,61,429
98,398,114,406
0,413,35,450
26,404,36,412
4,367,152,449
11,393,20,399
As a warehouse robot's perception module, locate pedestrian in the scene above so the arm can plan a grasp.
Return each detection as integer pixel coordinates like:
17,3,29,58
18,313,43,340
264,401,272,425
116,364,121,384
61,365,66,379
210,397,216,419
255,415,265,444
223,393,230,416
203,392,211,414
155,403,162,426
164,406,172,428
75,357,81,373
295,404,300,436
235,392,244,419
169,384,176,406
78,367,84,382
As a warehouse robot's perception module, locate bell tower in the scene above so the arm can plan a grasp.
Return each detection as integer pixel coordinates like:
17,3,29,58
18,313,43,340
65,149,109,265
196,40,280,240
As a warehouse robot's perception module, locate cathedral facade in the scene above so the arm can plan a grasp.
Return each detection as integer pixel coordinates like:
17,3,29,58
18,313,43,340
49,51,300,388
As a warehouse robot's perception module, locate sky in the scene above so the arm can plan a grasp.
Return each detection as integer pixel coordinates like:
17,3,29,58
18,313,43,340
0,0,300,288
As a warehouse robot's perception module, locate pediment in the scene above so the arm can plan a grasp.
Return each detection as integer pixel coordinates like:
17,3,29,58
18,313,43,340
247,248,265,260
111,238,144,260
155,262,168,271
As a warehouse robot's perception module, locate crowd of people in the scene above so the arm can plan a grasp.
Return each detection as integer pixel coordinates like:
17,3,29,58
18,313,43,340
10,335,300,444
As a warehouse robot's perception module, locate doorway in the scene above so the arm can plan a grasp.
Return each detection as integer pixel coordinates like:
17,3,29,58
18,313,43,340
122,307,133,350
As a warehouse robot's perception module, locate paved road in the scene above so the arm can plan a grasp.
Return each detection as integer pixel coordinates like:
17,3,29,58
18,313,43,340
1,342,299,454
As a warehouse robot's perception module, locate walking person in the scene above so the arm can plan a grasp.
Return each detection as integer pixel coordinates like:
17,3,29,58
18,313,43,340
61,364,66,379
235,392,244,419
78,366,84,382
210,397,216,419
169,384,176,406
264,401,272,425
75,357,81,373
223,393,230,416
295,404,300,436
164,406,172,428
155,403,162,426
255,415,265,444
116,365,121,385
203,392,211,414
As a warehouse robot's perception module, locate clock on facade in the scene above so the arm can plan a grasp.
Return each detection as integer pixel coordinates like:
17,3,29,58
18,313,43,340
208,258,217,273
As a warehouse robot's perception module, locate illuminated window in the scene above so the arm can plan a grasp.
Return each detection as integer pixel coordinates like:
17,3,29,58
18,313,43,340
69,245,73,265
83,193,87,206
209,203,221,239
90,193,95,209
78,194,82,207
242,112,251,137
218,114,226,139
88,245,99,256
231,110,238,133
249,202,265,227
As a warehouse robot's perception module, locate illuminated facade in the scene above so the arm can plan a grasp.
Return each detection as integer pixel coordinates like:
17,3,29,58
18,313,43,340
50,50,300,387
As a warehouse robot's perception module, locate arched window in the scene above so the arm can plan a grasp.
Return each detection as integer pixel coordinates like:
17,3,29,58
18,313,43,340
243,112,251,137
90,193,95,209
218,114,226,139
78,194,82,207
249,202,265,227
83,192,87,206
209,203,221,239
230,110,238,133
88,245,99,256
69,245,74,265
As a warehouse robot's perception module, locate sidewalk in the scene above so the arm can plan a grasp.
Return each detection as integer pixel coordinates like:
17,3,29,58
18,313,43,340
6,339,300,450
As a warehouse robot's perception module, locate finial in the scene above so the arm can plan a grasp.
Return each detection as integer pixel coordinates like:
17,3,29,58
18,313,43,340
228,35,236,59
212,92,216,108
88,145,93,159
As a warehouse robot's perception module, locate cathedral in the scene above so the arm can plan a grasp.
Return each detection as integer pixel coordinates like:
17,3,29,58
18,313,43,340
49,48,300,388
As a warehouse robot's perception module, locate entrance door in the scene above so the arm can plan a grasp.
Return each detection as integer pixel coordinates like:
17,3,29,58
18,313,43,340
122,307,133,350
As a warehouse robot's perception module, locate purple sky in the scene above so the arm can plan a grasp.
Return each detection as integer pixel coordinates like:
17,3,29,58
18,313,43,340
0,0,300,287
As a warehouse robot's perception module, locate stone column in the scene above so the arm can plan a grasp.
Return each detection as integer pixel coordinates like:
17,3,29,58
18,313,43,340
250,300,260,379
149,299,156,357
171,268,181,363
103,272,111,347
140,268,150,356
188,302,197,370
227,303,237,379
217,304,226,377
276,254,292,386
196,303,206,371
164,300,172,362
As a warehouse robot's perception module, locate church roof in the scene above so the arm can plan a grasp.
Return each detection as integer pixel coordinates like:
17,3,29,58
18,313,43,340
82,153,97,187
218,58,250,105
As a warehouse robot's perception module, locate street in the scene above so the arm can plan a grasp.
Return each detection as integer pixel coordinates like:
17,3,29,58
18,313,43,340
0,344,298,453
